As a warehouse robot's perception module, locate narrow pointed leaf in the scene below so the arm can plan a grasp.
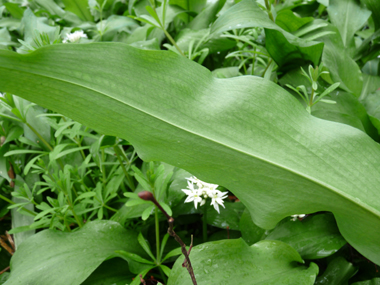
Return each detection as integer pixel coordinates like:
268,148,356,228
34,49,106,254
1,43,380,265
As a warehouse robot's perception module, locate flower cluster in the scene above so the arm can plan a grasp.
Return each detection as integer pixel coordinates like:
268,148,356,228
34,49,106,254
62,30,87,43
182,176,228,213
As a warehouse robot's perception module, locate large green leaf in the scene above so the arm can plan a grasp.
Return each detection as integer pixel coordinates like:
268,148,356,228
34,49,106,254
5,220,145,284
1,43,380,265
167,239,318,284
327,0,371,55
210,0,324,70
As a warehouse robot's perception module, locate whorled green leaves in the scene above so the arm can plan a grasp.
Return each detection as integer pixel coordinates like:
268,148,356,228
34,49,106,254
167,239,318,284
0,43,380,265
4,220,145,284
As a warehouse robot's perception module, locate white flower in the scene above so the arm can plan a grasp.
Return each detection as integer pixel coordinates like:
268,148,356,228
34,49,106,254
209,189,228,213
291,214,306,221
182,176,228,213
63,30,87,43
182,182,205,209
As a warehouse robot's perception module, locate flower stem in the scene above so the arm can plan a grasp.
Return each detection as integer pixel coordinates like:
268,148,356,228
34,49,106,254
203,206,207,243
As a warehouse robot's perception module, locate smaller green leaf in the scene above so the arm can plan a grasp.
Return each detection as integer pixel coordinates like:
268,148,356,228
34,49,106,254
160,201,172,217
115,250,155,264
4,149,46,157
159,233,170,261
313,82,340,104
11,107,24,121
138,232,156,261
3,3,24,19
124,192,139,199
145,5,162,27
160,264,171,277
141,205,154,220
0,112,22,123
162,247,183,262
75,192,96,201
125,199,150,207
54,146,90,160
3,126,23,145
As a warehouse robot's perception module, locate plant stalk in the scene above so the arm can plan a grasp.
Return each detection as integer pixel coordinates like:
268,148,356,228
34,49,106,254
163,30,186,57
138,191,197,285
25,122,53,151
0,194,36,216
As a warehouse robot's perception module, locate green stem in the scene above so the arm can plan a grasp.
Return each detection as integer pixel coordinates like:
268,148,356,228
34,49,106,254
26,122,53,151
309,88,315,107
155,206,160,263
113,145,135,191
26,122,65,169
103,204,118,212
66,196,83,228
203,206,207,242
163,29,186,57
0,194,37,216
264,0,275,22
94,196,118,212
261,59,273,77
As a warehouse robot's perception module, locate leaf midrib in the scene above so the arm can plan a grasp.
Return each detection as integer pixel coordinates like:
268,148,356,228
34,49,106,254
3,64,380,219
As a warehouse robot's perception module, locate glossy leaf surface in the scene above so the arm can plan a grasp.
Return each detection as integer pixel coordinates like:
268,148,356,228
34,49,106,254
5,220,144,285
167,239,318,285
